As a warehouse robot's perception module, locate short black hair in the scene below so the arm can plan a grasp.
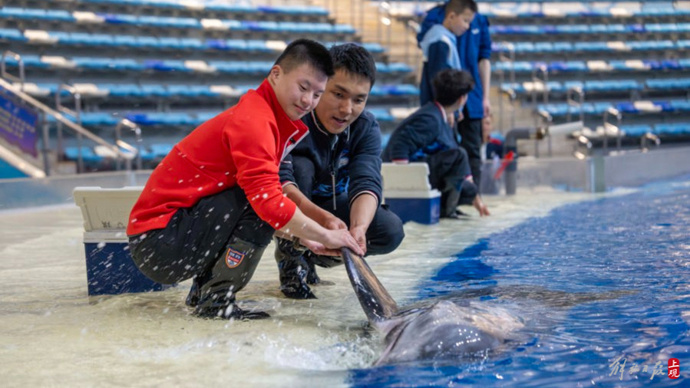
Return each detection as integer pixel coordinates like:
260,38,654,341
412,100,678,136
329,43,377,88
274,39,334,78
445,0,478,15
432,69,475,106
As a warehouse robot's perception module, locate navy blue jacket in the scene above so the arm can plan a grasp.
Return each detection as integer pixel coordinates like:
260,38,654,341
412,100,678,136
280,110,383,206
382,102,457,162
418,7,492,119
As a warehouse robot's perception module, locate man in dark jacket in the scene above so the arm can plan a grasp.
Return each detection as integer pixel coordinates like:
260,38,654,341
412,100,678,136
382,69,490,218
276,43,405,299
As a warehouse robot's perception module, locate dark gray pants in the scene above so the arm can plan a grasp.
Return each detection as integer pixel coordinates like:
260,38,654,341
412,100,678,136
458,116,483,187
129,186,274,284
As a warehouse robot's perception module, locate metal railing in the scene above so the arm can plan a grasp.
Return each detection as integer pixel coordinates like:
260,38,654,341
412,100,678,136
602,106,622,154
0,50,135,176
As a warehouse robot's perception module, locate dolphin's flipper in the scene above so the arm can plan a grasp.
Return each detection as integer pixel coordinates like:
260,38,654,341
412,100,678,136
342,248,399,322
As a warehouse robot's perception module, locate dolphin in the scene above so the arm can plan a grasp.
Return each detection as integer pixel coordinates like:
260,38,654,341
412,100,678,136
342,248,522,365
341,248,634,365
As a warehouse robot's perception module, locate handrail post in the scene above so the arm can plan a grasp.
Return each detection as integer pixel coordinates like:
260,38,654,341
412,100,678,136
640,132,660,152
115,118,143,171
40,114,51,176
602,107,621,155
531,63,548,158
56,84,84,173
1,50,26,89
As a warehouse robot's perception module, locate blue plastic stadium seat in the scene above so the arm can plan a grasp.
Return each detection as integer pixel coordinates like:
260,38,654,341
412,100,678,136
647,78,690,90
670,100,690,111
80,112,119,126
655,123,690,135
69,32,114,46
157,37,182,49
386,63,413,73
167,85,215,97
195,112,219,122
4,55,46,68
0,28,27,41
131,112,200,126
243,61,271,73
246,40,271,52
101,84,143,97
368,108,393,122
143,60,188,72
149,143,174,158
112,35,137,47
135,36,160,48
178,38,203,49
245,21,279,31
99,13,137,25
621,124,653,137
574,42,609,51
140,84,169,97
549,61,587,72
64,146,102,162
628,40,675,50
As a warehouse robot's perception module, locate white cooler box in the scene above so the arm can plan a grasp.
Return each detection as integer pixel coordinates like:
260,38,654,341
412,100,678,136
74,186,171,295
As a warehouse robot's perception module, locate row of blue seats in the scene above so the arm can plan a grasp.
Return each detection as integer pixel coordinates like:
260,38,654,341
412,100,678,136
614,123,690,137
11,1,329,16
0,28,382,53
46,100,690,128
485,7,690,19
3,54,412,74
17,81,419,99
0,7,355,34
494,58,690,74
63,143,173,163
46,107,418,127
493,39,690,54
501,78,690,94
397,3,688,19
538,100,690,117
492,23,690,35
61,120,690,164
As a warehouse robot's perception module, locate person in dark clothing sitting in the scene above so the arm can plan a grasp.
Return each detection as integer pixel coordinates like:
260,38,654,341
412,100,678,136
382,69,490,219
275,43,405,299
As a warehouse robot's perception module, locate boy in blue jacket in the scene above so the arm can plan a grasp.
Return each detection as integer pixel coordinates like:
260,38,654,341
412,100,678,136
276,44,405,299
419,0,477,106
383,69,490,219
418,0,492,188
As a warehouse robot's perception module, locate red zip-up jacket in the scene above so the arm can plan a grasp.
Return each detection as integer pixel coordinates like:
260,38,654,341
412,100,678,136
127,79,308,236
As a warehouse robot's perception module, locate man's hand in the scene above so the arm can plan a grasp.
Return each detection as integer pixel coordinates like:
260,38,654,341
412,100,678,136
483,98,491,118
349,225,368,256
323,228,364,256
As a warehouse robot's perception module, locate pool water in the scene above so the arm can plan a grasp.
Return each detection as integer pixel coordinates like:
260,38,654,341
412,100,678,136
350,178,690,386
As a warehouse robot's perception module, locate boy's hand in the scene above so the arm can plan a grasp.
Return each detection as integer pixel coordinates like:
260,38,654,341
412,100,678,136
300,238,340,257
349,225,368,256
322,214,347,231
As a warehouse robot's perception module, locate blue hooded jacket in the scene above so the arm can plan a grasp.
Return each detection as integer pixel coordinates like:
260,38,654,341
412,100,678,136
418,6,492,119
418,24,462,106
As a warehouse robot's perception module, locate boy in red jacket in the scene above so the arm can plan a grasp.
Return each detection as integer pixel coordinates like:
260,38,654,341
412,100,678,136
127,39,363,320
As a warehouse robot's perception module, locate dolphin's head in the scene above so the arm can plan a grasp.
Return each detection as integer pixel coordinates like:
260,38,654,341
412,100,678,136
374,300,507,365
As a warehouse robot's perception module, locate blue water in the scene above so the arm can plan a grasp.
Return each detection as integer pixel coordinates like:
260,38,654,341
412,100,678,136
350,179,690,387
